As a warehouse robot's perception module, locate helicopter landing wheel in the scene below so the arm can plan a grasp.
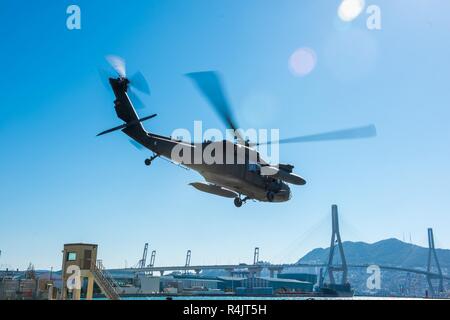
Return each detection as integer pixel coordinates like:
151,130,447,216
266,191,275,202
234,197,243,208
145,154,159,166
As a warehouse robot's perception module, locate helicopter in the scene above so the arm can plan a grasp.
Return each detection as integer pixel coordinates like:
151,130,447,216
98,56,376,207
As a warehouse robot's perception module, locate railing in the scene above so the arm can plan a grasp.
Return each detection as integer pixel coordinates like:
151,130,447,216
96,260,121,288
91,260,120,300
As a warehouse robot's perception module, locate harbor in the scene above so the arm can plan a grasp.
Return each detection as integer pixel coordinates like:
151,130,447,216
1,205,448,300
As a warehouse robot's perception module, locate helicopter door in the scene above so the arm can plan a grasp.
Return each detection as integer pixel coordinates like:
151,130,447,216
245,163,261,182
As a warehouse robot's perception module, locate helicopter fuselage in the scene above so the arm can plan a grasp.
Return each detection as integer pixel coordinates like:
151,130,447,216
125,130,292,202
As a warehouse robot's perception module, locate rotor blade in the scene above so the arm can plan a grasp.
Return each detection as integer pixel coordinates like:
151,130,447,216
128,89,146,110
257,125,377,146
106,55,126,78
130,71,151,95
186,71,243,142
98,68,112,90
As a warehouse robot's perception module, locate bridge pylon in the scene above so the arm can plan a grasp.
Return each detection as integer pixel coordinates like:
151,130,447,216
426,228,444,296
326,205,348,285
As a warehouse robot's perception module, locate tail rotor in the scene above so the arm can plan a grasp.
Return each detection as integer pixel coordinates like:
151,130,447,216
99,55,151,109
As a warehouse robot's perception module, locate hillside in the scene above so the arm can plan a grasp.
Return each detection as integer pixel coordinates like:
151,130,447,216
298,238,450,269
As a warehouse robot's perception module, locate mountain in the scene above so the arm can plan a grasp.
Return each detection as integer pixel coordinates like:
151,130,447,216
298,238,450,269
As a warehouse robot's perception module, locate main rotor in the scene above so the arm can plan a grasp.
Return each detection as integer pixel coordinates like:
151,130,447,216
186,71,377,149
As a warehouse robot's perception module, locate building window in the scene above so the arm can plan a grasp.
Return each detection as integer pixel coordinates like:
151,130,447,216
67,252,77,261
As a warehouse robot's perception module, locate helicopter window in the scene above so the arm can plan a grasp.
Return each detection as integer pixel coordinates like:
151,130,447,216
247,163,261,172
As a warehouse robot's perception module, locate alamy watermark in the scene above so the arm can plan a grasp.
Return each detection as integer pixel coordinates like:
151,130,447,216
366,264,381,290
366,5,382,30
66,5,81,30
66,265,81,290
169,122,280,167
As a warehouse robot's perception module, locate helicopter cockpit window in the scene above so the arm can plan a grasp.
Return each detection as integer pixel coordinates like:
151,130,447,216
247,163,261,172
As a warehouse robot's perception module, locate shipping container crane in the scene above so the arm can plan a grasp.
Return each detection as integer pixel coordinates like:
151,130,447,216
138,243,149,269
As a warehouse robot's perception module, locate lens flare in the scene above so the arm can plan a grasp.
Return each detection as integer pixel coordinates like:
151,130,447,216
338,0,365,22
288,47,317,77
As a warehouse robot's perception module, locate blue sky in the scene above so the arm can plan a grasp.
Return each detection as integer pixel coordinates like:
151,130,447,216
1,0,450,270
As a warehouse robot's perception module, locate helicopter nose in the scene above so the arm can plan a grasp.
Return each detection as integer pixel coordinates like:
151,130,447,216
275,184,291,201
286,185,292,200
283,183,292,200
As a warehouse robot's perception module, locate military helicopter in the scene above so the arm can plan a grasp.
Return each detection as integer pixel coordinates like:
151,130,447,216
98,56,376,207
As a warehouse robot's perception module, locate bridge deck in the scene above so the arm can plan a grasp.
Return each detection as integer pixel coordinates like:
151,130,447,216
110,263,450,280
